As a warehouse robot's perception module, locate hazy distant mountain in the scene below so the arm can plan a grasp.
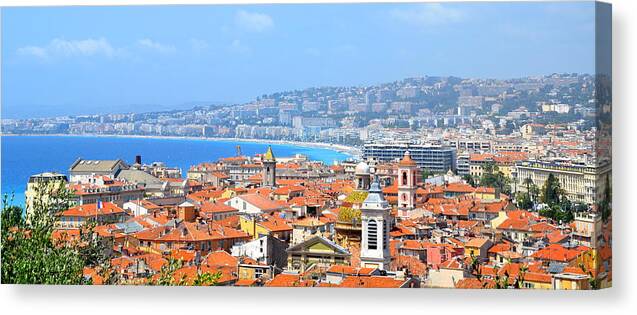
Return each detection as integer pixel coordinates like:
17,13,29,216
1,101,231,119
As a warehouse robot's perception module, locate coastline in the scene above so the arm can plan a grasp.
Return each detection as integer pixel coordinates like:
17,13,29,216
1,133,361,158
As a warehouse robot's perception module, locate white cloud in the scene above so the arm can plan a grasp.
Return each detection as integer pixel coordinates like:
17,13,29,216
235,10,274,32
390,4,465,28
189,38,209,53
228,39,250,55
137,39,176,54
16,46,48,59
17,38,117,60
51,38,115,56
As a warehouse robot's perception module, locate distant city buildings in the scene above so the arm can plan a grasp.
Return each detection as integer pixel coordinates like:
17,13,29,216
363,142,457,173
2,73,598,151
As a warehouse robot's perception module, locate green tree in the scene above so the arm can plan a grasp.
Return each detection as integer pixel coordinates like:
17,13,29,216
541,174,562,206
192,270,222,286
515,191,533,210
539,201,575,224
151,258,222,286
1,203,23,232
422,168,434,181
536,174,577,223
514,265,529,289
463,174,476,187
1,182,107,284
598,174,612,222
522,177,539,204
529,184,540,205
479,162,511,195
152,258,187,286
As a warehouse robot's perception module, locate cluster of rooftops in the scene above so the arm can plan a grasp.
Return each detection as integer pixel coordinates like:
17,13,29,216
39,146,609,288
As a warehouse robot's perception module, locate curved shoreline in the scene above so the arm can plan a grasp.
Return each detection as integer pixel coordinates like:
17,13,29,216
1,133,362,158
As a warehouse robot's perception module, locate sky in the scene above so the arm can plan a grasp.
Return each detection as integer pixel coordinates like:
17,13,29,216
1,2,596,119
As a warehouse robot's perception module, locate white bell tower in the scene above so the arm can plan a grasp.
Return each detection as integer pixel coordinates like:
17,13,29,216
360,177,392,270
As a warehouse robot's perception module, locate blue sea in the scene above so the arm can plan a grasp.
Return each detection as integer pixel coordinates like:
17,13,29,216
0,135,350,207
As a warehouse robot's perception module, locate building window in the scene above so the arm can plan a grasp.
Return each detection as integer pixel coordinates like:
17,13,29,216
368,219,378,250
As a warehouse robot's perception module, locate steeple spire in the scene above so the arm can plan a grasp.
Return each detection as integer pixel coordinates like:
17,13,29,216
264,145,275,161
262,145,277,187
364,176,387,204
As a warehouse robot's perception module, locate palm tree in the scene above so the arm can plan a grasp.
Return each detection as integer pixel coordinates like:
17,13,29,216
515,264,529,289
192,270,222,286
152,258,184,285
468,253,482,280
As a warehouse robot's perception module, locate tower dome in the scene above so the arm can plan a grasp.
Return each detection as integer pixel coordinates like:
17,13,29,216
399,150,417,167
355,161,371,175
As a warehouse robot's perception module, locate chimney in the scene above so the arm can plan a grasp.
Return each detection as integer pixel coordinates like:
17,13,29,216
135,155,142,165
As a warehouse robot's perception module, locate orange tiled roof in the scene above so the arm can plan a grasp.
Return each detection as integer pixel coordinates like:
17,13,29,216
443,183,475,193
172,265,237,285
524,272,553,283
455,278,496,289
265,274,314,287
497,218,531,231
338,276,408,288
59,202,127,218
326,265,377,276
234,194,284,212
205,250,239,268
382,182,398,195
149,221,250,243
52,228,81,243
394,255,428,276
273,185,306,195
234,278,258,287
83,267,104,285
488,242,512,254
390,225,415,237
398,152,417,167
454,220,480,230
529,222,557,233
200,201,238,214
259,216,293,233
531,244,587,262
439,258,464,270
465,238,490,248
169,249,196,262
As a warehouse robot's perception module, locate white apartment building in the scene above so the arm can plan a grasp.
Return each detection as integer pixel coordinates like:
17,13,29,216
515,160,611,204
